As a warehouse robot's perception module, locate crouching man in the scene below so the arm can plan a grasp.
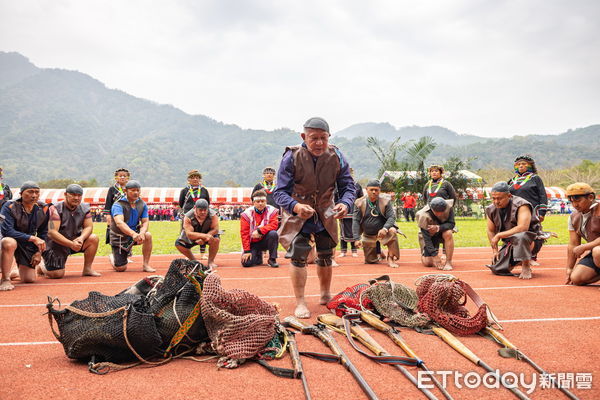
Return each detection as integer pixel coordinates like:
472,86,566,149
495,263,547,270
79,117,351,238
485,181,540,279
565,182,600,285
41,184,100,278
175,199,219,269
416,197,455,271
240,190,279,268
109,180,155,272
0,182,48,290
353,179,400,268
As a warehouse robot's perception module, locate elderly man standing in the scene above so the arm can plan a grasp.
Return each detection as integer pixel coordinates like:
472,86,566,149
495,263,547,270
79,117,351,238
0,182,49,291
352,179,400,268
273,117,355,319
109,180,155,273
240,189,279,267
40,184,100,278
175,199,220,269
564,183,600,286
485,181,540,279
416,197,455,270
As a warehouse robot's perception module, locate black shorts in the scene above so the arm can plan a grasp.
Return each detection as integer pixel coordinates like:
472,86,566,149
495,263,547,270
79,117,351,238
14,241,41,269
42,246,80,271
578,252,600,274
422,234,443,257
175,234,219,249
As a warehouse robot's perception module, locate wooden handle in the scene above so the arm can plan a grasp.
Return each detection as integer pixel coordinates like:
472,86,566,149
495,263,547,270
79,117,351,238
350,324,388,356
388,331,419,359
284,316,310,333
317,313,344,329
485,327,517,350
432,326,480,365
360,312,392,333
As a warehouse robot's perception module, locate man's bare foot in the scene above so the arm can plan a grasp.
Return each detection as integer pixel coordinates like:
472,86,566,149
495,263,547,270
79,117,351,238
82,269,101,277
294,303,310,319
388,260,399,268
9,267,19,280
208,262,218,270
438,262,453,271
530,260,540,266
0,279,15,291
142,265,156,273
319,293,332,305
36,264,46,277
519,267,532,279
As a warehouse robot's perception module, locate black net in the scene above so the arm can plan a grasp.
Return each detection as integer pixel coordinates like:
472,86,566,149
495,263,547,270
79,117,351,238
48,259,211,363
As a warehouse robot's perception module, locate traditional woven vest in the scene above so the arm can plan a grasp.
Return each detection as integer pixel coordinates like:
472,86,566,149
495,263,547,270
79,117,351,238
485,195,539,233
5,199,48,236
110,197,146,236
354,194,391,233
570,202,600,242
184,208,213,234
278,144,342,249
53,201,90,240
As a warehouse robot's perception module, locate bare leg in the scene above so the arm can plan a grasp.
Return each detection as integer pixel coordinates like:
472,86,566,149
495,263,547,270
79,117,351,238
290,265,310,318
0,238,16,291
570,263,600,285
19,264,36,283
82,234,101,276
519,259,532,279
142,232,155,272
207,237,220,269
316,265,332,305
176,244,196,261
441,231,454,270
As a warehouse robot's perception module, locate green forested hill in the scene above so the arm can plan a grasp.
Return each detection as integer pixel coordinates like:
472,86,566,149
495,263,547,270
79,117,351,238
1,51,598,187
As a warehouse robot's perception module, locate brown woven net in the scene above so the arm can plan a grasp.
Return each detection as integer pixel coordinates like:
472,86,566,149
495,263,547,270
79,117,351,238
364,282,431,328
201,273,278,360
415,274,488,336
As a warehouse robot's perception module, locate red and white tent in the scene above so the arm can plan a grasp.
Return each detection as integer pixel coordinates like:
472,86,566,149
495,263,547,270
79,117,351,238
465,186,567,200
10,187,254,206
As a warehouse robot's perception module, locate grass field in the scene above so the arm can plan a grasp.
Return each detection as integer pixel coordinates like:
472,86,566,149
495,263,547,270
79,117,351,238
90,214,571,256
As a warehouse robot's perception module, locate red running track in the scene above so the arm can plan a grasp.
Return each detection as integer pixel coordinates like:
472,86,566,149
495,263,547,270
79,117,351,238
0,245,598,400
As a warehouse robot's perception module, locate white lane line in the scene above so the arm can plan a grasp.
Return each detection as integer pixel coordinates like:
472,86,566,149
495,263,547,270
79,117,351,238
0,283,583,308
11,267,569,287
500,316,600,323
0,341,60,346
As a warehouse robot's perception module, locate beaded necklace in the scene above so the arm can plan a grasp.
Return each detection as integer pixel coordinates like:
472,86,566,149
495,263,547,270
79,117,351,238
427,179,444,197
510,173,534,190
262,180,275,194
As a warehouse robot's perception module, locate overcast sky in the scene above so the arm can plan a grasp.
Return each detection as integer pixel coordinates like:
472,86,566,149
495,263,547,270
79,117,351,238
1,0,598,137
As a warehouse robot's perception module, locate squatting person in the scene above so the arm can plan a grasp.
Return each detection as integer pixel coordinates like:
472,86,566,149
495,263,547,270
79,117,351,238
485,181,540,279
41,184,100,278
175,199,220,269
565,182,600,285
240,189,279,268
352,179,400,268
416,197,455,271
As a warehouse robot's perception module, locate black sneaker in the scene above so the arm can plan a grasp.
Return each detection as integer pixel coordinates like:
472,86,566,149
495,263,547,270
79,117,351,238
268,258,279,268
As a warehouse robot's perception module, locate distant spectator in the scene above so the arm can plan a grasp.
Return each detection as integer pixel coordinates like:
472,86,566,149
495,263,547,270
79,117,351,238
103,168,130,244
401,192,417,222
240,190,279,268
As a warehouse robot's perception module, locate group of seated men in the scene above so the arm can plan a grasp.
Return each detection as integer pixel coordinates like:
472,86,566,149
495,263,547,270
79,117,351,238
1,177,598,291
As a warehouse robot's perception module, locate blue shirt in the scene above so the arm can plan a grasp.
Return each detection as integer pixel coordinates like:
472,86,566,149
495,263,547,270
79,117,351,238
111,199,148,231
273,143,355,233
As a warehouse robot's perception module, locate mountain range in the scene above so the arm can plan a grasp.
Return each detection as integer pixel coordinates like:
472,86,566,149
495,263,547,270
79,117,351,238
1,51,598,187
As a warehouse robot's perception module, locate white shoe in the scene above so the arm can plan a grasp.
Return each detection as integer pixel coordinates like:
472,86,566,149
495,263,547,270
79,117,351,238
351,252,358,258
331,259,340,267
530,260,540,266
338,252,347,258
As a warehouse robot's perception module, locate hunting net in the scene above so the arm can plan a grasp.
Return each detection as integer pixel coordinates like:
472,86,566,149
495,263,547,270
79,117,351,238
201,273,278,360
364,282,431,328
47,259,210,364
415,274,488,336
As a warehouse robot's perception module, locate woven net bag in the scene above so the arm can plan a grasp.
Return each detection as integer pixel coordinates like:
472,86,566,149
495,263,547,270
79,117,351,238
200,273,278,360
415,274,488,336
364,282,431,328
